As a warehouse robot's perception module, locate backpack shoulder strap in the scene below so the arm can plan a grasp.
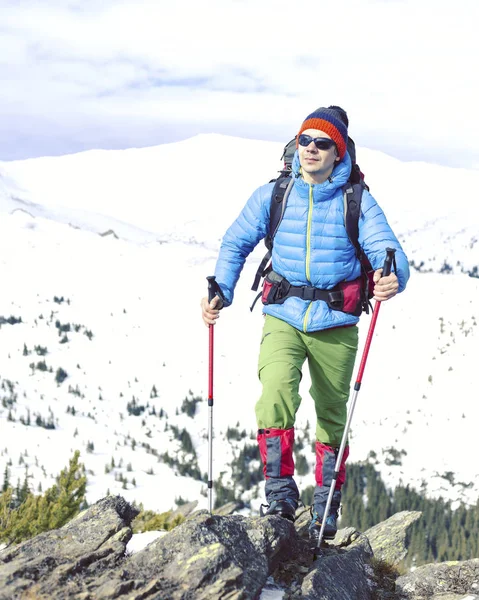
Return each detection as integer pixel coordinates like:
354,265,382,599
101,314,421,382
342,182,364,259
251,176,293,292
268,176,294,248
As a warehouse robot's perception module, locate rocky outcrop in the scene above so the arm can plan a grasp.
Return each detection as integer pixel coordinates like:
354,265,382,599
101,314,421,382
363,511,422,565
115,508,297,599
0,496,296,599
396,558,479,599
301,543,375,600
0,495,137,599
0,495,476,600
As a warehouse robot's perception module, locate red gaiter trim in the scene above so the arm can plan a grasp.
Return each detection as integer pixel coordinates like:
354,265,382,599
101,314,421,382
315,441,350,490
257,427,295,478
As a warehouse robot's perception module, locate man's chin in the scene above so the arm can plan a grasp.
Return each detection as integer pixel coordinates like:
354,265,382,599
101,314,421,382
302,165,322,175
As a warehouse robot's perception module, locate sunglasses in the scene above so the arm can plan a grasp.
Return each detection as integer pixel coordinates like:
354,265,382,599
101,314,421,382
298,134,336,151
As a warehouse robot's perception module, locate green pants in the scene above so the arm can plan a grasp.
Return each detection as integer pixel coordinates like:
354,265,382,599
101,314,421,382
255,315,358,446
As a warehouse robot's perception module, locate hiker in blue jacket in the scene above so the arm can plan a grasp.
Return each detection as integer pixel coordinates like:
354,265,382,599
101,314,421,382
201,107,409,543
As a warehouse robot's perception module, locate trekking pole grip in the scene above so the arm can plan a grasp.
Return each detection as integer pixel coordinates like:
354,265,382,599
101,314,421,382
207,275,225,307
207,276,217,303
382,248,396,277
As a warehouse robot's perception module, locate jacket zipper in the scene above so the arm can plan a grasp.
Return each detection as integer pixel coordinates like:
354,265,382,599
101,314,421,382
305,184,313,282
303,184,314,332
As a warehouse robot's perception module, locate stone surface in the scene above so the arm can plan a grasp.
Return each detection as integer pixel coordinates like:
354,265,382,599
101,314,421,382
0,495,137,600
109,510,296,599
363,511,422,565
213,501,243,516
431,595,479,600
301,543,375,600
331,527,362,548
1,497,477,600
396,559,479,599
0,499,296,599
293,505,312,539
169,500,198,520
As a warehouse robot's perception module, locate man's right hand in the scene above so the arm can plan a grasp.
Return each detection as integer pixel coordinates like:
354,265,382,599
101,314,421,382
201,295,223,327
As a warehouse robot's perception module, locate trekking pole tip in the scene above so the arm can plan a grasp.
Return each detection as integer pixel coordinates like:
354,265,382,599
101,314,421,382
312,545,326,560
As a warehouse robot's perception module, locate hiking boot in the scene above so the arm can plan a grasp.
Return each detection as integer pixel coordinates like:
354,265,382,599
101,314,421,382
260,498,297,522
308,506,339,546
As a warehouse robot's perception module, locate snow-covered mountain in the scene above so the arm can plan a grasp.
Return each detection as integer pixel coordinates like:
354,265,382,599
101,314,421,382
0,134,478,516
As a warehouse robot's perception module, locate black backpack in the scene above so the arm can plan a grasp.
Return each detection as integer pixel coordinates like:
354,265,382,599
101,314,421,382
251,135,374,313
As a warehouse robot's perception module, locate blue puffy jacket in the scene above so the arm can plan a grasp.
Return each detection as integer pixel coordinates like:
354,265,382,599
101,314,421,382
215,151,409,333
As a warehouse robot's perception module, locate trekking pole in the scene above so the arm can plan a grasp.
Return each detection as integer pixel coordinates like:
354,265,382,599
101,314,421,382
314,247,397,554
206,275,221,514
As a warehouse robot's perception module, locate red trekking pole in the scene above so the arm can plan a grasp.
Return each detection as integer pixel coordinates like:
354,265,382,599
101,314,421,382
206,275,222,514
314,247,397,554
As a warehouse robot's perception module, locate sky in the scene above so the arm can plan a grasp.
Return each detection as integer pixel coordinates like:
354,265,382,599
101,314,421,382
1,0,479,168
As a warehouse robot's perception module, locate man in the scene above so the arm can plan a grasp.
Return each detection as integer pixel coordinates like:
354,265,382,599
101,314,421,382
201,107,409,544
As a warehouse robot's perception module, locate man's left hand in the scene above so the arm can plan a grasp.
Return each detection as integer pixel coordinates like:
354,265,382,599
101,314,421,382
373,269,399,301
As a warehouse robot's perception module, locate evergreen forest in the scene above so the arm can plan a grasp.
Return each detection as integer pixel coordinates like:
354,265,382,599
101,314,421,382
340,463,479,567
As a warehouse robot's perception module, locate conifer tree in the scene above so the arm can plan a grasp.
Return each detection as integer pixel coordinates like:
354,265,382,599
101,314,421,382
49,450,86,527
2,466,9,493
0,451,86,544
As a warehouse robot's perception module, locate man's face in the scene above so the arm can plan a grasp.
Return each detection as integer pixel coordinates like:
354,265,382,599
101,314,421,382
298,128,340,180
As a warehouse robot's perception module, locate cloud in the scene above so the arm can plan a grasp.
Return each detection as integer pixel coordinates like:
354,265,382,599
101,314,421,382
0,0,478,167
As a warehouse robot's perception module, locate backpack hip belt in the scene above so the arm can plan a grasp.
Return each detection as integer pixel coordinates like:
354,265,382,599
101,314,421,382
254,270,365,317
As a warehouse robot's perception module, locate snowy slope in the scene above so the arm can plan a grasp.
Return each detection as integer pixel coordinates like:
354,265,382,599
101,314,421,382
2,134,478,273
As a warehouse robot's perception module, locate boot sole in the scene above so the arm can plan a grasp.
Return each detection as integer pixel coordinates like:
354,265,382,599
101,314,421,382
263,511,296,522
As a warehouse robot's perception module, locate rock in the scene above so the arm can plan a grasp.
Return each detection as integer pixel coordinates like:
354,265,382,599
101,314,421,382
100,229,119,238
294,505,312,538
395,558,479,599
330,527,361,548
213,501,243,516
111,510,296,599
301,542,375,600
169,500,198,520
1,495,477,600
0,498,297,599
363,511,422,565
431,595,479,600
0,495,138,600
